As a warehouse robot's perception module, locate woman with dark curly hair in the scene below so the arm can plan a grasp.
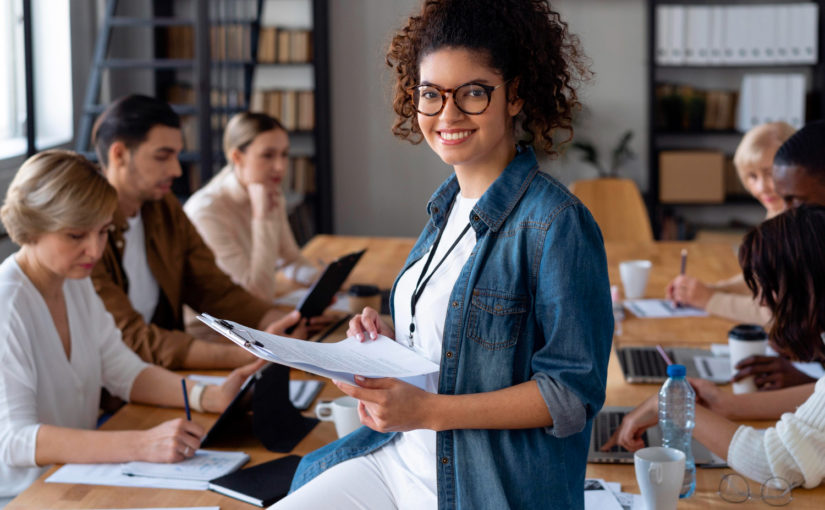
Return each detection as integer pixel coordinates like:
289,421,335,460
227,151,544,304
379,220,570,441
605,204,825,490
272,1,613,508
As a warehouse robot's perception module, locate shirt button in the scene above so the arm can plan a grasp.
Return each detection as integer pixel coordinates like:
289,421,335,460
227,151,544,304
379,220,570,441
452,301,459,308
441,457,449,465
433,207,439,214
495,304,503,312
445,351,453,359
473,214,480,221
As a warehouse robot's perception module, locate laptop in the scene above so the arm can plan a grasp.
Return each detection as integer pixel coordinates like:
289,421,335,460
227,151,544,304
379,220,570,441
588,406,726,467
616,346,730,384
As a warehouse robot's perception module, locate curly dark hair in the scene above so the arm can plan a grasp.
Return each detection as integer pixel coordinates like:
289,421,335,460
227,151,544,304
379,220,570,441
740,204,825,362
386,0,590,155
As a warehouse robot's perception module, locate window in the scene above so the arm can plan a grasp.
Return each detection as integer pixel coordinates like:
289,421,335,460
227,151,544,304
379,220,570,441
0,0,27,159
0,0,72,161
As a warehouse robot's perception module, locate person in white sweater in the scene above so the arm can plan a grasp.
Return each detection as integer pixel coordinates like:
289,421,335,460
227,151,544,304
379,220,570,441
0,150,278,502
184,112,319,302
605,204,825,489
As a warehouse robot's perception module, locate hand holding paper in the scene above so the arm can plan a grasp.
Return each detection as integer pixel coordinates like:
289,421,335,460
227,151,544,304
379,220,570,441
198,315,439,390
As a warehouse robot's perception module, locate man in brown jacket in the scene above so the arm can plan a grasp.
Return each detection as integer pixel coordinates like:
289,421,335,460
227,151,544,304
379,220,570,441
91,95,307,369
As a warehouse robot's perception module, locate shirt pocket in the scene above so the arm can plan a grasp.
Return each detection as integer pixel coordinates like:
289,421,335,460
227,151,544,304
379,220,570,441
467,289,528,350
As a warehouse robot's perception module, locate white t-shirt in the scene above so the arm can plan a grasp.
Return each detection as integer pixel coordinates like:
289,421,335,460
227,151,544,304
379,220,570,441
0,255,148,498
122,213,160,322
371,193,478,505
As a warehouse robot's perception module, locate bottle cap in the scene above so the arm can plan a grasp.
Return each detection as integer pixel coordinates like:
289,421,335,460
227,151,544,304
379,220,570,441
667,364,686,377
728,324,768,341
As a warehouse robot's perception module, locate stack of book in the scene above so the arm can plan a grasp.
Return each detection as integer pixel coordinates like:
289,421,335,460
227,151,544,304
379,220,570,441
654,83,737,132
250,90,315,131
257,27,313,63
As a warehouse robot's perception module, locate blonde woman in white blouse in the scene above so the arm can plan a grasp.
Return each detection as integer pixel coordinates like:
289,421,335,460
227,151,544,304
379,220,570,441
185,112,318,302
0,150,269,502
606,204,825,489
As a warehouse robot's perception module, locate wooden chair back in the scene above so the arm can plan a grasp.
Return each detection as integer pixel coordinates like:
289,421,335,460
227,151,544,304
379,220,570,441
569,178,653,243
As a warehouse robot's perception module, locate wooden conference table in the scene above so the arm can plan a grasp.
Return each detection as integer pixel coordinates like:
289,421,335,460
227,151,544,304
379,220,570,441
10,236,825,508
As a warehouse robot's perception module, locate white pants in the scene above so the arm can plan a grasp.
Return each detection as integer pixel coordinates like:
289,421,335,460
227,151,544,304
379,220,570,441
270,447,437,510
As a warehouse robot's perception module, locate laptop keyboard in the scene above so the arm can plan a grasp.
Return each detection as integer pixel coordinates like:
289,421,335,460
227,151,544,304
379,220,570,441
619,347,673,379
593,411,648,453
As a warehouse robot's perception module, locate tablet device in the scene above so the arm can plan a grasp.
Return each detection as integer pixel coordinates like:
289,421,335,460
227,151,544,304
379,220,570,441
296,249,366,319
200,371,257,447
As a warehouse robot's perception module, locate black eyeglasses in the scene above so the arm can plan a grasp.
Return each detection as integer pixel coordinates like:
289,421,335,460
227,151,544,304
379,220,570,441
406,81,509,116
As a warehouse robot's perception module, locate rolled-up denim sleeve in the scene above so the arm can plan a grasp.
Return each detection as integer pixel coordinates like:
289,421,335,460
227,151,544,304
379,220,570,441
532,202,613,437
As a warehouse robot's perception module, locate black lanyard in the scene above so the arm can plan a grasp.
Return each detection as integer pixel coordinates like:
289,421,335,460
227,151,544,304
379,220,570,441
408,219,471,347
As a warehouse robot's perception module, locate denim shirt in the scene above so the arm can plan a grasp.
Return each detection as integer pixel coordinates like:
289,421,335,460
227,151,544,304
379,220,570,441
290,147,613,509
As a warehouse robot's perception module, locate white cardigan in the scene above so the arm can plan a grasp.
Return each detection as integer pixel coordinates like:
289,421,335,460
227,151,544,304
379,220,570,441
0,255,148,498
728,375,825,488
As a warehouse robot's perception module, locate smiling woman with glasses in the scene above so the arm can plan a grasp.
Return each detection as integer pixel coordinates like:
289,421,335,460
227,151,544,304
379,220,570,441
272,1,612,509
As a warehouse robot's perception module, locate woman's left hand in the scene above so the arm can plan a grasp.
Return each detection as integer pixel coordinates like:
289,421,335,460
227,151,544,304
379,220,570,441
334,376,435,433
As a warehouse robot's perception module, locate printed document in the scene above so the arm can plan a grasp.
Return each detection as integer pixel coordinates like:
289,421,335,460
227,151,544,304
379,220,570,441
121,449,248,480
623,299,708,318
198,315,440,390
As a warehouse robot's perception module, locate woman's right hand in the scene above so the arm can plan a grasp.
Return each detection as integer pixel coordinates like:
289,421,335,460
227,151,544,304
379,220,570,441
665,275,714,309
600,394,660,452
347,306,394,342
136,418,204,463
248,182,278,219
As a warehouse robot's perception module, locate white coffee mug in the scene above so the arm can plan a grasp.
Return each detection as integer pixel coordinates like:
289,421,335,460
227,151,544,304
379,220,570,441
728,324,769,394
634,446,685,510
619,260,652,299
315,396,361,438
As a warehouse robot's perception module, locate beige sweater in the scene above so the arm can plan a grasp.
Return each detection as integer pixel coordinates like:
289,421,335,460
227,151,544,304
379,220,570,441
184,166,317,302
707,273,772,326
728,376,825,488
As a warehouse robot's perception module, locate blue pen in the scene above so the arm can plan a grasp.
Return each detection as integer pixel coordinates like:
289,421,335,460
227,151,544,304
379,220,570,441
181,378,191,421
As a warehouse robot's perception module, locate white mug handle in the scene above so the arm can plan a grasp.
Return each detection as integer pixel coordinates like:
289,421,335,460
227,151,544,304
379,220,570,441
315,401,334,421
649,463,663,485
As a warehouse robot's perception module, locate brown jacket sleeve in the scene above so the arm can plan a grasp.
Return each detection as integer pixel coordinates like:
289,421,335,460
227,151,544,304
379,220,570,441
91,237,195,369
176,205,273,325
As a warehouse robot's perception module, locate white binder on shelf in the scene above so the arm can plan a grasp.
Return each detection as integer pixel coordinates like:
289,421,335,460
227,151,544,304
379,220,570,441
756,5,778,64
669,5,686,65
655,5,671,65
742,6,762,64
775,5,792,64
685,6,711,65
736,74,758,132
787,74,806,128
789,3,819,64
725,5,748,65
708,6,726,65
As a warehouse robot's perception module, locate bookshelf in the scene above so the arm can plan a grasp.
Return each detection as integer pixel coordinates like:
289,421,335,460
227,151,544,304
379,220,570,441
249,0,332,244
646,0,825,239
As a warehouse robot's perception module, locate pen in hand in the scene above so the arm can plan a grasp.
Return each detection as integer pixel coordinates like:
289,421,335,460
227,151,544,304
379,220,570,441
181,378,191,421
676,248,688,307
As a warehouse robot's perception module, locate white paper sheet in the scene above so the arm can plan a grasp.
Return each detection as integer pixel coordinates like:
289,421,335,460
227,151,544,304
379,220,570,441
46,463,207,490
584,479,623,510
198,315,439,390
624,299,708,318
122,449,248,481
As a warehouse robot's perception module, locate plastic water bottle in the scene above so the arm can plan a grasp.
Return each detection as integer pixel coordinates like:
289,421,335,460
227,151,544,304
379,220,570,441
658,364,696,498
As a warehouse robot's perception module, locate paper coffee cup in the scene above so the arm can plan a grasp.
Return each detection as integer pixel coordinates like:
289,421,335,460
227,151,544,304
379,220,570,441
728,324,768,394
619,260,652,299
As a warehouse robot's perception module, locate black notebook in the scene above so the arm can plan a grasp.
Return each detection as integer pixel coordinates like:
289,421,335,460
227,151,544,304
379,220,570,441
208,455,302,507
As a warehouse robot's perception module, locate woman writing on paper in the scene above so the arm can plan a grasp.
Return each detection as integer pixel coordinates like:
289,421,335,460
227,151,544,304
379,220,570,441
0,150,305,502
665,121,795,325
606,204,825,489
185,112,319,302
273,1,613,508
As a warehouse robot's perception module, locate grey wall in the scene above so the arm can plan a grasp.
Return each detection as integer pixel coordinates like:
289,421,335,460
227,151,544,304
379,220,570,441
328,0,650,237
